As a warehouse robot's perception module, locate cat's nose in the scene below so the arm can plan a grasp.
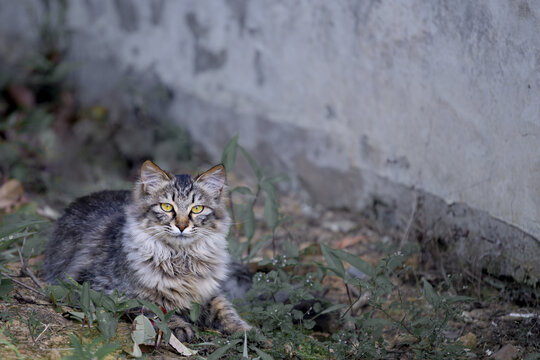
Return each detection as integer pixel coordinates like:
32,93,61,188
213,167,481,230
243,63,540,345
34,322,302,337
176,216,189,232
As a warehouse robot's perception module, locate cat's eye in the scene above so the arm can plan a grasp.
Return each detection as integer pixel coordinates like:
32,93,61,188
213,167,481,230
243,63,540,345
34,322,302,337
191,205,204,214
160,203,173,212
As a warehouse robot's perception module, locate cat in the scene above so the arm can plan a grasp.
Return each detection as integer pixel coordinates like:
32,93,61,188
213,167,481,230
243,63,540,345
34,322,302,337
43,160,251,341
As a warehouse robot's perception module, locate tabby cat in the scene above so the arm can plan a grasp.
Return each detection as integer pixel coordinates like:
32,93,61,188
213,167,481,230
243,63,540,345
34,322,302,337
43,161,251,341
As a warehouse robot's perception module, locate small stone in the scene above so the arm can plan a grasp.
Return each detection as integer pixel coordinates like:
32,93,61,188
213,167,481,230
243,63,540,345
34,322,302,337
458,332,477,349
493,344,519,360
502,312,538,321
321,219,357,233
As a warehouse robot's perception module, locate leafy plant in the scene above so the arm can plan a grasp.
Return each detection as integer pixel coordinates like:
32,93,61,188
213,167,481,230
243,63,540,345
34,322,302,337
0,206,49,300
221,135,288,262
320,243,473,359
0,325,24,359
22,309,45,343
137,298,176,345
47,278,185,357
62,334,120,360
211,137,476,358
47,279,140,341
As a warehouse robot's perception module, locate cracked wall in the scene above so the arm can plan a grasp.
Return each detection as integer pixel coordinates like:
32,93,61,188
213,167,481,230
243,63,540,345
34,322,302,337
1,0,539,281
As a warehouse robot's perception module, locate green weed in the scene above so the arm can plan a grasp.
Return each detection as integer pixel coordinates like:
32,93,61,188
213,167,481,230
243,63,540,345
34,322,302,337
200,135,475,359
62,334,120,360
0,136,478,359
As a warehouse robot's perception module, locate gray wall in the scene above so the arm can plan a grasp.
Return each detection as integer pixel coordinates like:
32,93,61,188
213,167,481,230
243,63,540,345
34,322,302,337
1,1,539,281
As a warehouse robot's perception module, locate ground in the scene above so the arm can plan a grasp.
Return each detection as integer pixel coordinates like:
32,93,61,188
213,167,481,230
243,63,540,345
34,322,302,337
0,184,538,359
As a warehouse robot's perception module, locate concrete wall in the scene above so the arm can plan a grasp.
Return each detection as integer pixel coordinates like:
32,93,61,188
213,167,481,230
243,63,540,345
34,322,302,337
1,0,539,281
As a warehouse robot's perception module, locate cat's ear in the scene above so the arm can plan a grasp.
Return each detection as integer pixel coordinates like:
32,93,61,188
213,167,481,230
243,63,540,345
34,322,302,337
196,164,226,198
140,160,171,193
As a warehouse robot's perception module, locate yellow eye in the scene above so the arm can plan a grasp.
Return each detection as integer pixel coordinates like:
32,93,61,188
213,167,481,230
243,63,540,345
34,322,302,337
160,203,173,212
191,205,204,214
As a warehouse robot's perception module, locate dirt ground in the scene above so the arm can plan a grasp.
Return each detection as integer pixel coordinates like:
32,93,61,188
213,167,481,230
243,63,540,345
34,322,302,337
0,176,540,360
0,189,538,359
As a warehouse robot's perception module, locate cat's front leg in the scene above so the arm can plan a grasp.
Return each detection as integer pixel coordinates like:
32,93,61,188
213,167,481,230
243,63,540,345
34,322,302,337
204,295,252,335
169,314,195,342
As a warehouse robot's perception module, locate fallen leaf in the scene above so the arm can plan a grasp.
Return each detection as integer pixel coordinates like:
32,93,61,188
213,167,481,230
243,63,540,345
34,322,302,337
131,315,156,346
0,179,24,209
130,315,156,358
169,332,198,356
458,332,477,349
336,235,367,249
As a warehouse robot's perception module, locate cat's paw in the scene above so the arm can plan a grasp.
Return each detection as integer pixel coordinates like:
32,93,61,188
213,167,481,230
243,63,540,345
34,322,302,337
169,316,195,342
222,318,252,335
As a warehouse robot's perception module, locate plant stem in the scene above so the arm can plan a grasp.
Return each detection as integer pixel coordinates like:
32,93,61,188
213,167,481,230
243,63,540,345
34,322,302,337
345,284,355,316
378,305,417,338
0,272,46,297
229,192,239,241
17,232,44,290
247,185,261,257
340,294,363,320
271,231,276,258
399,196,417,248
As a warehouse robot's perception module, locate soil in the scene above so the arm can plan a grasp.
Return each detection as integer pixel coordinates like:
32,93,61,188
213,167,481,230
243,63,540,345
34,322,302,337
0,181,538,359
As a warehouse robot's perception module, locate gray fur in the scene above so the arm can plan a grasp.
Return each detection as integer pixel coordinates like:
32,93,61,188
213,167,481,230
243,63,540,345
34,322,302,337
43,162,251,341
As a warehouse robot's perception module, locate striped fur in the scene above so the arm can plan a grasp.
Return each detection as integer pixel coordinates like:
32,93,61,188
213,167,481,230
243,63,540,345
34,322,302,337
43,161,251,341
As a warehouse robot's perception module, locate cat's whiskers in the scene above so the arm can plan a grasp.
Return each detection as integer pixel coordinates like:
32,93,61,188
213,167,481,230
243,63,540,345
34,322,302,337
137,226,170,244
142,228,166,238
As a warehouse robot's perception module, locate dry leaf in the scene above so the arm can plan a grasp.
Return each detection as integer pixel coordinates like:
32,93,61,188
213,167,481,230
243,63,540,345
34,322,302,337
0,179,24,209
335,235,367,249
458,332,477,349
168,333,197,356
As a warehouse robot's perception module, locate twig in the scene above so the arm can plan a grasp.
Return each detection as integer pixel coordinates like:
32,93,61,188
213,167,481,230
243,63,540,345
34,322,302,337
34,324,50,343
247,186,261,257
17,232,44,289
378,305,417,339
250,185,261,209
431,235,448,281
271,231,276,258
228,192,239,242
1,272,46,297
400,196,418,248
340,293,363,320
345,284,355,317
154,329,163,350
13,292,37,304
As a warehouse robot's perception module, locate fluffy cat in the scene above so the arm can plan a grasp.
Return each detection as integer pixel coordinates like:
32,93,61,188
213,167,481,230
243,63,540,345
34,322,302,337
43,161,251,341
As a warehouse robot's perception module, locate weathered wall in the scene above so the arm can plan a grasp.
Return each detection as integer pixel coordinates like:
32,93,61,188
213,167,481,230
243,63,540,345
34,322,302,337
1,1,539,281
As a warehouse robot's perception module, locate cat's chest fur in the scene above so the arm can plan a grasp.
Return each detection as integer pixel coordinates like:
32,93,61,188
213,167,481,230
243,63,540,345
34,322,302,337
124,218,229,311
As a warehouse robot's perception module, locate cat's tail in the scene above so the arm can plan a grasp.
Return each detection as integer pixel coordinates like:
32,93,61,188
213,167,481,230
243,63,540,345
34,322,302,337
220,262,253,300
220,262,334,332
